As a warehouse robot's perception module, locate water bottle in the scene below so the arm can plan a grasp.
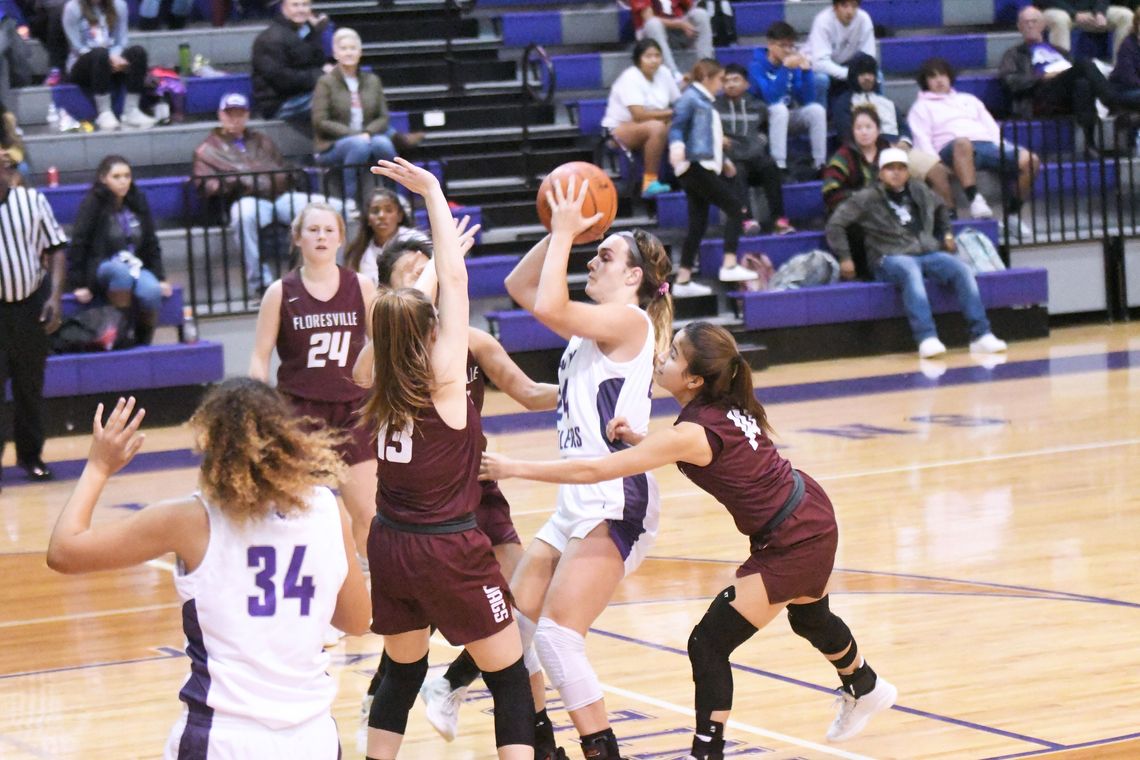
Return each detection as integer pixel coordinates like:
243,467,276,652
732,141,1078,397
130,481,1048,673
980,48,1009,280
181,305,199,343
45,102,59,131
179,43,192,76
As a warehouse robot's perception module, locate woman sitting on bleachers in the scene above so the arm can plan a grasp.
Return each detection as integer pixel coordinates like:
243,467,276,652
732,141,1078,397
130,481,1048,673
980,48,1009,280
67,155,171,345
821,104,888,280
61,0,155,130
0,99,27,180
601,38,680,198
343,187,430,287
1109,12,1140,111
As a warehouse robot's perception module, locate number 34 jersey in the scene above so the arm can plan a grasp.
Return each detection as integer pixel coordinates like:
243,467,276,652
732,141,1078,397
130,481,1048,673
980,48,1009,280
276,266,368,402
172,488,347,729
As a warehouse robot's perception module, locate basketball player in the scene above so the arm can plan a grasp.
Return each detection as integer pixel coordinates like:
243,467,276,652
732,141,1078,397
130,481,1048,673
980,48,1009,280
501,176,674,760
360,157,533,760
249,202,377,557
482,322,898,756
46,384,371,760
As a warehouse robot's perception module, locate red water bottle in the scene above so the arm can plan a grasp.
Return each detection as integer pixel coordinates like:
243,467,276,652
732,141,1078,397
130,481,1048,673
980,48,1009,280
46,166,59,187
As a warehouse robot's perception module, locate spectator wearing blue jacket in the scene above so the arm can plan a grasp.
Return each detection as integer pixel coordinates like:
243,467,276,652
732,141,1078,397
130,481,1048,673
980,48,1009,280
668,58,757,297
749,21,827,175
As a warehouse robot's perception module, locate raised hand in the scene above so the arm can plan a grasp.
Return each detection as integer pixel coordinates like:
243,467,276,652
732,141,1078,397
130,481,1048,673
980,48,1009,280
546,176,603,240
455,214,482,257
371,157,441,197
88,397,147,477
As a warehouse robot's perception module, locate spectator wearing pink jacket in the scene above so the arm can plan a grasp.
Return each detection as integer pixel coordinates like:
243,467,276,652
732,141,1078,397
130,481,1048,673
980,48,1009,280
907,58,1039,236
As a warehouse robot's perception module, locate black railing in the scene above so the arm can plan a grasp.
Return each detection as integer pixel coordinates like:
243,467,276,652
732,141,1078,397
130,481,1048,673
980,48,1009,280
520,43,556,189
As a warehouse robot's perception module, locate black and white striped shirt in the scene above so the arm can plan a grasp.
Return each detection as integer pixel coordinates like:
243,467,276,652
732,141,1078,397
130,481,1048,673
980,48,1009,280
0,186,68,303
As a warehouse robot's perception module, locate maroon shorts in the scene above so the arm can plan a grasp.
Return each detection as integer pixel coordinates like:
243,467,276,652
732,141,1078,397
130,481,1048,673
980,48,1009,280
367,521,514,646
737,472,839,604
285,394,375,467
475,480,521,547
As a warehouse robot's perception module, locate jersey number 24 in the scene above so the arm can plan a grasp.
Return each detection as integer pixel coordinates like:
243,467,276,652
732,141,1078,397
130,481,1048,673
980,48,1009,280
307,331,351,368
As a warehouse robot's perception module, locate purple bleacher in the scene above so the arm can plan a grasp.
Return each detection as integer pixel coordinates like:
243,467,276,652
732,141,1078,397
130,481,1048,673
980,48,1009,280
550,54,604,90
574,99,606,135
735,3,785,35
879,35,987,75
44,177,191,226
1033,160,1116,196
955,75,1008,118
502,12,564,46
468,255,522,298
60,286,187,327
1002,120,1076,153
860,0,942,28
486,309,566,352
413,205,483,242
656,182,824,231
737,268,1047,330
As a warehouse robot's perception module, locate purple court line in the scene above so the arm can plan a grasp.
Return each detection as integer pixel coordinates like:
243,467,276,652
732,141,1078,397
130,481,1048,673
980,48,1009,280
482,349,1140,436
587,626,1063,750
983,730,1140,759
1,447,201,489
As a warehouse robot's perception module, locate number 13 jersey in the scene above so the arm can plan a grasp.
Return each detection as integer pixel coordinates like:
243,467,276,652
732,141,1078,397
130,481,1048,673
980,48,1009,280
172,487,347,729
276,266,368,402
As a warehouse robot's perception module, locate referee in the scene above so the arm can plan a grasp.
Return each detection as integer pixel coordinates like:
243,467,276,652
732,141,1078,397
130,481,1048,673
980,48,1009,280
0,164,68,490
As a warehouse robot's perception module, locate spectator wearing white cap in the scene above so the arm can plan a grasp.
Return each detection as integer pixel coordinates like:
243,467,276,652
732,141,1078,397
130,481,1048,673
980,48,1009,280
192,93,340,295
824,147,1007,358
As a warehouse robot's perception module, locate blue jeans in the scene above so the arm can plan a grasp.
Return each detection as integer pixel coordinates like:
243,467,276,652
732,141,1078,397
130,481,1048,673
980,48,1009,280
229,192,343,289
315,131,398,205
138,0,192,18
938,139,1020,178
275,92,313,121
96,259,164,314
874,252,991,343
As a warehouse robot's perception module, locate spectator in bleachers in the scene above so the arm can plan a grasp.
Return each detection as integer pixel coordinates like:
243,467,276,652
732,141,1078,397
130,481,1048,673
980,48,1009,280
62,0,156,130
68,154,171,346
715,63,793,235
749,22,827,177
669,58,757,296
832,55,954,208
28,0,69,78
629,0,713,79
313,28,399,212
908,57,1039,236
251,0,330,120
1033,0,1133,62
193,92,337,296
825,147,1008,359
344,187,430,287
0,7,33,106
0,98,27,179
137,0,188,30
806,0,876,110
601,38,680,198
1109,11,1140,108
1000,5,1121,151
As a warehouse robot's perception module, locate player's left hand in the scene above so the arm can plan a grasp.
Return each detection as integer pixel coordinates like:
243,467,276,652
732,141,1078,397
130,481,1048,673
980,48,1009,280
370,157,441,197
479,451,513,481
88,397,147,478
547,176,603,239
40,296,61,334
455,214,481,257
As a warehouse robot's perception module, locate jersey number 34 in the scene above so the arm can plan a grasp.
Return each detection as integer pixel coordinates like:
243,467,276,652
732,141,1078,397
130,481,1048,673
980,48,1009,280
247,545,316,617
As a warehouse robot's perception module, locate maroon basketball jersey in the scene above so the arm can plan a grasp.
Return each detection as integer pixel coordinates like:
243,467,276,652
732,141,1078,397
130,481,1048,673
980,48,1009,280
376,399,483,525
466,351,485,413
276,267,368,402
675,400,797,537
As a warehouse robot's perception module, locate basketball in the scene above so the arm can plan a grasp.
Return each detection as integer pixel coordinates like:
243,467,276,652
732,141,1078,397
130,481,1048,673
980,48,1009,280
536,161,619,245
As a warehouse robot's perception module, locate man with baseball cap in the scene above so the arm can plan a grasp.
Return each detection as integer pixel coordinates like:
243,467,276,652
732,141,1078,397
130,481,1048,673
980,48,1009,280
192,92,339,297
825,147,1008,358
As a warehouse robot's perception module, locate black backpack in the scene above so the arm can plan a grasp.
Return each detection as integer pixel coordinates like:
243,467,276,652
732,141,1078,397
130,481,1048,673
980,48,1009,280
703,0,737,47
52,306,132,353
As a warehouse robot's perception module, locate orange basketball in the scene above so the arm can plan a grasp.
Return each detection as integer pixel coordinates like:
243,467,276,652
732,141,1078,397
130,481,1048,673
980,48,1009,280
536,161,619,245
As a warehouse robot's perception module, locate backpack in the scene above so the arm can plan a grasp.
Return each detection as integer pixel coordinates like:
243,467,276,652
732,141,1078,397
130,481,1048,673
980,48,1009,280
52,306,131,354
701,0,737,47
740,252,775,291
955,227,1005,273
768,250,840,290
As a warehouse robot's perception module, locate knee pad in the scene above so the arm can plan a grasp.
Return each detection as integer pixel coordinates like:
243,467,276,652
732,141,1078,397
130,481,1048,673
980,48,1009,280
481,658,535,748
786,596,854,663
687,587,758,715
533,617,602,712
368,653,428,733
514,609,542,675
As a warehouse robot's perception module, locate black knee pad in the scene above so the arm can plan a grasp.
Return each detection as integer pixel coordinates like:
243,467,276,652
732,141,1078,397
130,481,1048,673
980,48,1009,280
786,596,852,659
687,587,758,715
368,653,429,733
481,658,534,748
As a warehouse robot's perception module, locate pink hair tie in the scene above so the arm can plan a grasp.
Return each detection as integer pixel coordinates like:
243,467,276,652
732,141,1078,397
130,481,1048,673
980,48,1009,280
657,281,670,296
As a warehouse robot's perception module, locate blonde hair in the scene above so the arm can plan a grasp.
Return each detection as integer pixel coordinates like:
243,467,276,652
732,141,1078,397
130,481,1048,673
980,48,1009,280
359,288,437,433
291,201,346,245
191,378,346,524
626,229,674,357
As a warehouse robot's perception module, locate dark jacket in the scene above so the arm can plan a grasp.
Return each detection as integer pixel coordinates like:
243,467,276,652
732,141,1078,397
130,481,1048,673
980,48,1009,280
824,179,950,270
192,127,294,201
832,52,909,142
67,183,164,291
714,90,769,161
998,40,1072,118
312,68,391,153
251,14,328,118
1110,34,1140,90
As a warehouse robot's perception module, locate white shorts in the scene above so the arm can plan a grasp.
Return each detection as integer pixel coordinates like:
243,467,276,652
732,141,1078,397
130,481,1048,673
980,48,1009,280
163,709,339,760
536,477,660,576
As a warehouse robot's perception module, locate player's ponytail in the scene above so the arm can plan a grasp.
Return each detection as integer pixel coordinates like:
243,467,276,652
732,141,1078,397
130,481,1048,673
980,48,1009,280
681,322,771,435
627,228,674,357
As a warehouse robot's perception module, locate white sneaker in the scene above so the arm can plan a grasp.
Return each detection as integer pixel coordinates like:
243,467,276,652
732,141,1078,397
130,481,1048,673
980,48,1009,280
120,108,157,130
719,263,760,282
95,110,120,131
357,692,373,754
671,280,713,297
1005,213,1033,241
420,674,467,742
969,194,994,219
826,676,897,742
969,332,1007,354
917,336,947,358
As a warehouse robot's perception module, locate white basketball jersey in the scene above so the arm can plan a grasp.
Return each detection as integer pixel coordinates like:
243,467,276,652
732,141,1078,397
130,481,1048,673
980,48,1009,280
172,487,347,729
555,306,658,521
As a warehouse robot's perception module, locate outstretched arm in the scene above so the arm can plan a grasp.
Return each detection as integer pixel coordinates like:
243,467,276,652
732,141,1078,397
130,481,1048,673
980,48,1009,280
469,327,557,411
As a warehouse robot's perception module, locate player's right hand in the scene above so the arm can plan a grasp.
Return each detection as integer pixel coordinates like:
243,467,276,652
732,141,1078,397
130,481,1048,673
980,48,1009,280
88,397,146,478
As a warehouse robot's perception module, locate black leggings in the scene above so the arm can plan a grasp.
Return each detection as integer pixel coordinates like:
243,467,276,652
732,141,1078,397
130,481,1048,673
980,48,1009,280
734,154,784,223
678,163,743,271
68,45,148,96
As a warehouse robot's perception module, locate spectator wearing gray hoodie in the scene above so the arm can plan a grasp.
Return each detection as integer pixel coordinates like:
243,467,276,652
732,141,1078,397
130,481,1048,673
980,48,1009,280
806,0,877,110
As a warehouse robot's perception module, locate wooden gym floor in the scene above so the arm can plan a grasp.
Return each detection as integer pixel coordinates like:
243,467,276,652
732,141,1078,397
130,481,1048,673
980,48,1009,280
2,323,1138,760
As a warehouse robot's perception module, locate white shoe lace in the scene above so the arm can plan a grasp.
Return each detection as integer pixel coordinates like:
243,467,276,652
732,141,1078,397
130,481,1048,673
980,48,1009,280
831,688,857,729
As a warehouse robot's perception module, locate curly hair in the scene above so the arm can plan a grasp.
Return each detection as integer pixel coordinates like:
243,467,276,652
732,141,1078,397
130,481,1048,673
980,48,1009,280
190,378,346,524
680,322,771,435
626,228,674,357
359,287,437,433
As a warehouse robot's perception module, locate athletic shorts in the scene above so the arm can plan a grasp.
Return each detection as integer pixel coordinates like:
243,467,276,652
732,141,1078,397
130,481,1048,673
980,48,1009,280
535,503,658,578
938,139,1021,177
476,480,521,546
906,147,940,181
736,472,838,604
285,394,374,467
368,520,514,646
164,710,339,760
